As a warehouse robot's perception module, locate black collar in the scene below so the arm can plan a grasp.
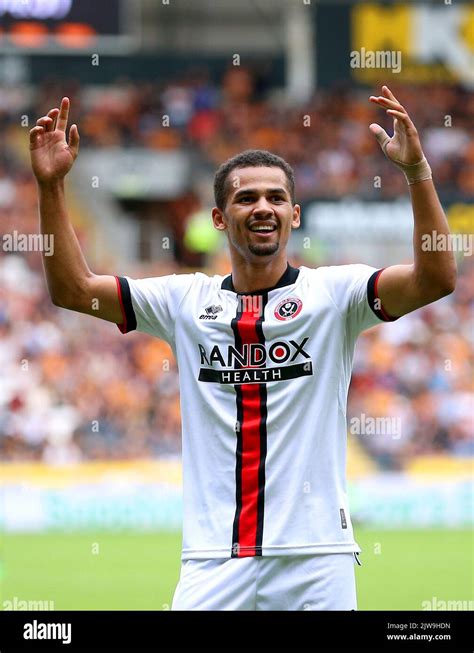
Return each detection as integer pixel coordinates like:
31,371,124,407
221,262,300,295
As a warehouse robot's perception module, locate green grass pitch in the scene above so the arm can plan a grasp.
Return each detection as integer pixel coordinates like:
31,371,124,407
1,529,472,610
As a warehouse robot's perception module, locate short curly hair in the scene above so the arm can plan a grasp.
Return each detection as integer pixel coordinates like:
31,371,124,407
213,149,295,210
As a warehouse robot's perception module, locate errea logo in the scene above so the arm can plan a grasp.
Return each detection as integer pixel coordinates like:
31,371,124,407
199,304,223,320
274,297,302,321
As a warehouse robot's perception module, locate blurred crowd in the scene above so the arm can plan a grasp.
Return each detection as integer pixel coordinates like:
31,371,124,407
0,168,472,467
349,266,473,468
22,69,474,201
0,74,473,468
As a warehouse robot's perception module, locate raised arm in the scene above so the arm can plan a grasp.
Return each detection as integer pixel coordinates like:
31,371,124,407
368,86,457,317
29,97,123,324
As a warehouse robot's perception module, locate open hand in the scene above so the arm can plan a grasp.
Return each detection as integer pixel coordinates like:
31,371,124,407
29,97,80,183
369,86,424,165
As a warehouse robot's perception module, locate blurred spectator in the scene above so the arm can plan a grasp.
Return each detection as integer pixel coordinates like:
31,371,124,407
11,74,473,201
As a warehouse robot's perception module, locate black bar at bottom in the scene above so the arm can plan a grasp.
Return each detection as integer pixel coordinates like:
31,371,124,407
0,610,471,651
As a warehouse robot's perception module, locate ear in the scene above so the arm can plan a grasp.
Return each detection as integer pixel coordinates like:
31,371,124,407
212,207,227,231
291,204,301,229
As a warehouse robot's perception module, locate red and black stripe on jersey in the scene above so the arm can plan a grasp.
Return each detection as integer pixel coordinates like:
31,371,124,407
222,263,300,558
229,291,268,558
367,269,399,322
115,276,137,334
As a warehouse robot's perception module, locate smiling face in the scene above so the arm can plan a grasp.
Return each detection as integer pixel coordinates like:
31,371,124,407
212,166,301,261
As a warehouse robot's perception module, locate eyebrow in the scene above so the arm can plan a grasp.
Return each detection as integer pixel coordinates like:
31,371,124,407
233,187,288,199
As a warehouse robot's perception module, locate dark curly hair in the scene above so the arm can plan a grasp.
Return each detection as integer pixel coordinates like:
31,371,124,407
213,149,295,210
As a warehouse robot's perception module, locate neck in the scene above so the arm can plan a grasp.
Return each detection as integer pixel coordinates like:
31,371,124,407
229,251,289,293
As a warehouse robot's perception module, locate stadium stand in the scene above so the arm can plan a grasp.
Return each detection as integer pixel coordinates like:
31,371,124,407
0,75,472,467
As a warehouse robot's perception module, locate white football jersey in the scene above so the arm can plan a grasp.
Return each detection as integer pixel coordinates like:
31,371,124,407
116,263,397,559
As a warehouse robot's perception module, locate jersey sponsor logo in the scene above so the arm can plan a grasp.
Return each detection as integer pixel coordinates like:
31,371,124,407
199,362,313,384
198,337,310,367
198,337,313,385
274,297,303,321
198,304,223,320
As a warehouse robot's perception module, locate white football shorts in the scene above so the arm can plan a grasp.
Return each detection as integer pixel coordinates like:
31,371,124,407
171,552,359,611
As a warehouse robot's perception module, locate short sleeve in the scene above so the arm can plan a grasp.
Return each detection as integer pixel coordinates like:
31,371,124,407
115,273,195,344
320,264,399,338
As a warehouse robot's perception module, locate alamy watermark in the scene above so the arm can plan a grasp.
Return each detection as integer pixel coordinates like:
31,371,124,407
350,413,401,439
350,48,402,74
23,619,71,645
237,294,263,318
2,230,54,256
3,597,55,610
421,231,472,257
421,597,474,611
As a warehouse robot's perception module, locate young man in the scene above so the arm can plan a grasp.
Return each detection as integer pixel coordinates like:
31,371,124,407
30,86,456,610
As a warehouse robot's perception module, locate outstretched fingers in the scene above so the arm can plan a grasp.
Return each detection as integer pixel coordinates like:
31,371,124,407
68,123,80,156
369,85,400,105
386,109,416,133
369,95,406,114
56,97,70,132
30,99,78,154
369,87,416,133
47,107,59,130
382,85,399,103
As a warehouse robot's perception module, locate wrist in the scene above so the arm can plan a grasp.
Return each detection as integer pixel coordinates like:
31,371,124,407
395,155,432,186
37,177,65,191
401,156,432,185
